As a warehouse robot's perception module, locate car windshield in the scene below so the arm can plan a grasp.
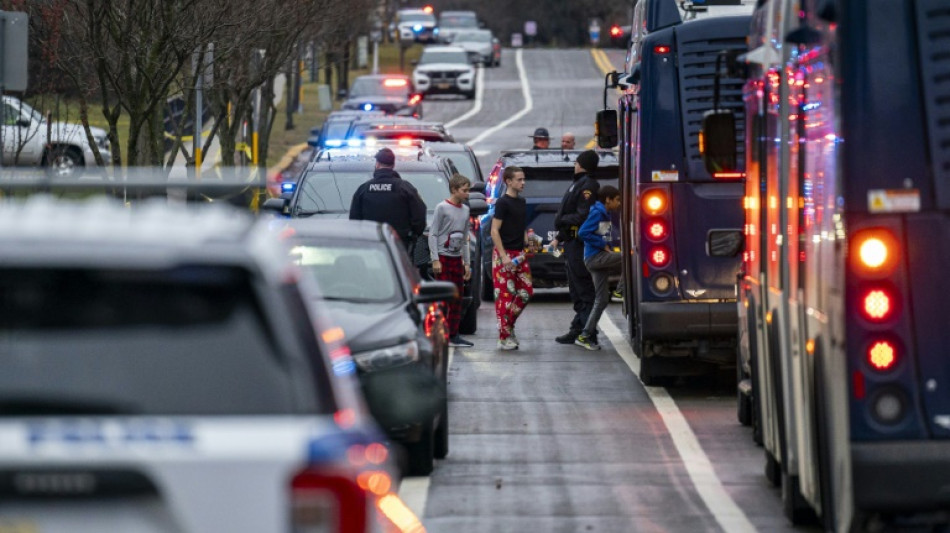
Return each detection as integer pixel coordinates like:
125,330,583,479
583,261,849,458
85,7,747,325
0,266,317,416
289,241,402,304
400,12,435,23
419,50,468,65
322,121,352,142
439,14,477,28
3,99,43,123
430,150,479,181
296,170,447,216
349,77,410,98
454,31,491,43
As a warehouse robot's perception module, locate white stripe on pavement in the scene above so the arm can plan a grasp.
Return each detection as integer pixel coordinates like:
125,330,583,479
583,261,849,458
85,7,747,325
397,477,431,521
601,314,757,533
465,48,532,147
444,66,485,129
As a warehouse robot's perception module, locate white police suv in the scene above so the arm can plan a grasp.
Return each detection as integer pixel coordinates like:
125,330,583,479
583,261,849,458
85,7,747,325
0,196,424,532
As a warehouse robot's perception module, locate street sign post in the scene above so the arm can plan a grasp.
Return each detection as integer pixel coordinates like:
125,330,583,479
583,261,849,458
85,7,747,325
0,10,28,92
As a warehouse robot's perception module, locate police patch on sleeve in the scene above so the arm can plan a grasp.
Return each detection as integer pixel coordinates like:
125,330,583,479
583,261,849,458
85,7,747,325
582,190,592,200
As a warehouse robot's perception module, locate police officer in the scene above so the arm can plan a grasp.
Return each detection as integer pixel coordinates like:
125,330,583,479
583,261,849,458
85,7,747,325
529,127,550,150
552,149,600,344
350,147,427,249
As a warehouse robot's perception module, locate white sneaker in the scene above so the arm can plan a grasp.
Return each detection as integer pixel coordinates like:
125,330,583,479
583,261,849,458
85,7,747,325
497,338,518,351
509,332,519,346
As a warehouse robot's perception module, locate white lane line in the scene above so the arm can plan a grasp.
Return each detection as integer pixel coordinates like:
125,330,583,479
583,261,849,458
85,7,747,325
398,477,431,520
601,314,756,533
465,48,532,147
444,66,485,129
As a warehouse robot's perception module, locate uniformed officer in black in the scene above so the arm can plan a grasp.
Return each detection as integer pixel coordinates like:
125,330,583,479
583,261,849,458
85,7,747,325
529,127,550,150
552,149,600,344
349,147,427,249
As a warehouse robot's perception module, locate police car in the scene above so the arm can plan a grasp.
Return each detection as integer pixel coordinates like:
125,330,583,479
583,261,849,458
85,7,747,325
265,142,488,335
0,197,424,532
340,75,424,119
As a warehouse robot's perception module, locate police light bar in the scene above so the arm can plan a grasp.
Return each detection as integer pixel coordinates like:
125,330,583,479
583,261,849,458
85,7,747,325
324,139,344,147
347,139,363,147
281,181,297,193
362,103,374,111
423,5,433,13
413,24,423,32
383,79,408,88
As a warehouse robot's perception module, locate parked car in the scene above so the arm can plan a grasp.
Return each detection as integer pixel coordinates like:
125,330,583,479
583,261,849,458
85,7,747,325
347,118,456,144
340,74,424,118
307,109,387,151
264,144,488,335
1,95,111,177
284,219,456,475
412,46,477,99
0,196,425,532
451,29,496,67
392,7,439,44
478,149,620,299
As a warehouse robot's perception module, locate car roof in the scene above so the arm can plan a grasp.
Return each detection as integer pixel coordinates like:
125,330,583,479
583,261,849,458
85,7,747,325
498,149,620,168
286,219,387,241
0,196,288,275
425,141,471,152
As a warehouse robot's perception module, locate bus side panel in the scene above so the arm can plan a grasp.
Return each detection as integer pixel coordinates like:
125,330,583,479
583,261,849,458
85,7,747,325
637,28,684,185
905,214,950,438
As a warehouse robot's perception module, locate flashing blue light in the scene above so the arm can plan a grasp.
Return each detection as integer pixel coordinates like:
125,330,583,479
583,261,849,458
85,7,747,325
347,139,363,147
362,102,373,111
413,24,423,32
324,139,343,147
281,182,297,193
434,28,439,34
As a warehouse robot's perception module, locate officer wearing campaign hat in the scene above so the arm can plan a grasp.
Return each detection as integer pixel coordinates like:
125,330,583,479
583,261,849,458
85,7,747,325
530,127,550,150
349,148,427,249
552,149,601,344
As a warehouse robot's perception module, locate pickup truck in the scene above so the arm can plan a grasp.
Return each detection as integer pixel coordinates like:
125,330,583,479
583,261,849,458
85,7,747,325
1,95,111,176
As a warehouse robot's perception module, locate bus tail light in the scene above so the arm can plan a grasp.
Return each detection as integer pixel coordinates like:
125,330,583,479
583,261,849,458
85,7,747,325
648,246,671,268
646,219,668,241
642,189,668,215
851,228,899,276
861,286,895,322
870,388,907,425
867,339,898,372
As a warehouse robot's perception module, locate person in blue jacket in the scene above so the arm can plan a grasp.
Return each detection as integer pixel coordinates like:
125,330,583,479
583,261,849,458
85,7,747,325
575,185,622,350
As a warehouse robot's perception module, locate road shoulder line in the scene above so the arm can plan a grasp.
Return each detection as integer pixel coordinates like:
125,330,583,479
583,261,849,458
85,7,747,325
465,49,532,147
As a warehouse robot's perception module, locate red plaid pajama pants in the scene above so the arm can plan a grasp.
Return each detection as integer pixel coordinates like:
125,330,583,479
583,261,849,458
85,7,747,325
492,249,533,340
435,255,465,337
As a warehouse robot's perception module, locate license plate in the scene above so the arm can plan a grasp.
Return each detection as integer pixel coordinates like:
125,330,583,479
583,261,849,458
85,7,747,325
436,83,451,90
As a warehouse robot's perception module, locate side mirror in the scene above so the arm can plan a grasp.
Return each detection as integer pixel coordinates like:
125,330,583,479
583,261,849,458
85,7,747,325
595,109,618,149
470,181,487,194
700,110,738,175
468,191,488,216
414,280,458,303
262,197,289,215
307,136,320,147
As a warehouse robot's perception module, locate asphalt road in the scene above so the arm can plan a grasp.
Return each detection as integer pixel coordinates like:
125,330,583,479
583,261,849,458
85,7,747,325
398,47,822,533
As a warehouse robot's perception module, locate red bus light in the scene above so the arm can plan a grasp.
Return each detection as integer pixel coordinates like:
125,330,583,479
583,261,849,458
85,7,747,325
851,228,899,277
654,45,671,55
867,340,897,371
648,246,671,268
862,288,894,322
646,219,668,241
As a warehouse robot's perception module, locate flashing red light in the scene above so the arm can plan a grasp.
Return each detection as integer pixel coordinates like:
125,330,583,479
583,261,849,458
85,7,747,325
867,340,897,371
422,4,433,13
648,246,671,268
397,137,414,147
851,228,900,277
408,93,422,105
383,78,408,88
654,45,671,55
646,219,668,240
862,288,893,322
610,25,622,37
642,189,668,215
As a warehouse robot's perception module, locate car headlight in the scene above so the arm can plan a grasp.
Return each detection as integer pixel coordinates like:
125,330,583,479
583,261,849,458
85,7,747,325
352,340,419,371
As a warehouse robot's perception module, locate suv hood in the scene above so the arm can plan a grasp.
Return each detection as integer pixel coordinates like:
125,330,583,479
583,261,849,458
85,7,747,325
415,62,474,74
324,302,416,353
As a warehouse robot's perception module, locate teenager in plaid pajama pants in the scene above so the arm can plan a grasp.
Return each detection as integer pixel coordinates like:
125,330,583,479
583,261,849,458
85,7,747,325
429,173,474,347
490,166,532,350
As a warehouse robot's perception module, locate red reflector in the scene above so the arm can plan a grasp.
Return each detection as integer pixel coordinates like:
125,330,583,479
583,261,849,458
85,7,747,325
654,45,671,55
852,371,866,400
648,246,671,268
867,340,897,371
713,172,746,180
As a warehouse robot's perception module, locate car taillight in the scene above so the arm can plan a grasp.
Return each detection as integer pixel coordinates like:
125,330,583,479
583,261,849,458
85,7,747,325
610,25,622,37
408,94,422,106
291,468,369,532
867,339,898,372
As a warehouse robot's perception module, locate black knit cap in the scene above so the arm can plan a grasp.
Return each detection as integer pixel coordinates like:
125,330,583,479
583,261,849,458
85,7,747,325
375,147,396,166
576,149,599,172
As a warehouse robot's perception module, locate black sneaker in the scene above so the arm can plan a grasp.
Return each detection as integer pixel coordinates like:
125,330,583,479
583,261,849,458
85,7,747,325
555,330,581,344
449,335,474,347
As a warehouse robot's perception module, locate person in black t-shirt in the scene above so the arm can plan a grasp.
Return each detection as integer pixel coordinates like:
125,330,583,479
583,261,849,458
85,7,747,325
490,165,533,350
